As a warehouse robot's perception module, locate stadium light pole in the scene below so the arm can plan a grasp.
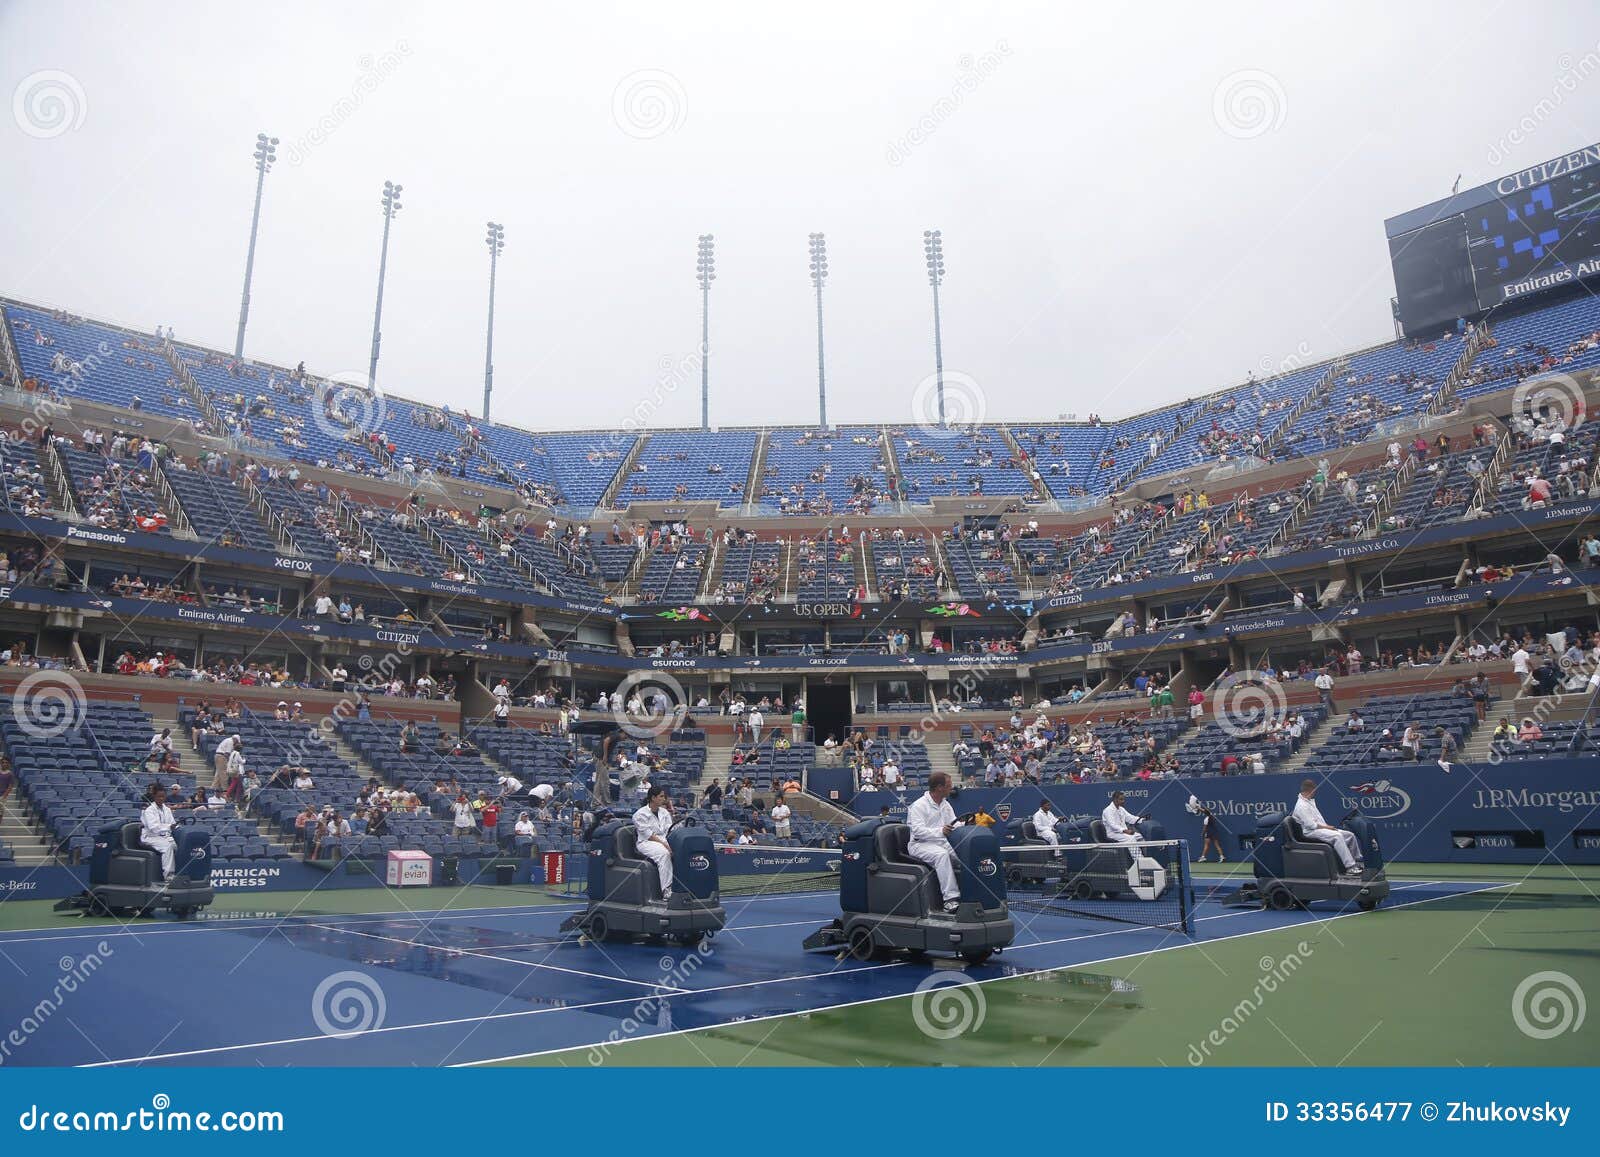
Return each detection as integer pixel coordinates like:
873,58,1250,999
367,180,404,390
809,232,829,428
924,229,947,428
696,234,716,430
483,221,505,421
233,132,278,360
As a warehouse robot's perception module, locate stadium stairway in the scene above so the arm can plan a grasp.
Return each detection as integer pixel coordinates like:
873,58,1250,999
925,741,962,784
155,708,302,858
0,791,57,866
1458,695,1592,763
1264,713,1337,777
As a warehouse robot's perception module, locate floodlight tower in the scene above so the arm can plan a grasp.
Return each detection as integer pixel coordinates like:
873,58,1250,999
233,131,278,359
483,221,505,420
696,233,716,430
367,180,404,390
923,229,947,428
809,232,829,428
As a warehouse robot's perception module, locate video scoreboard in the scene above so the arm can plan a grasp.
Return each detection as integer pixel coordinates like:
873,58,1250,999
1386,141,1600,335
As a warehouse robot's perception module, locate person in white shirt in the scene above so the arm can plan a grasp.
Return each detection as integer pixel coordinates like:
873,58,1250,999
633,785,674,900
145,728,173,770
747,708,765,741
906,772,962,912
513,813,536,839
771,800,792,839
211,734,239,791
314,593,334,617
140,785,178,879
881,761,902,791
1031,799,1060,849
492,699,510,726
1314,669,1334,709
1100,791,1145,862
497,774,524,798
493,679,511,703
529,782,555,803
1511,645,1531,682
1292,779,1363,874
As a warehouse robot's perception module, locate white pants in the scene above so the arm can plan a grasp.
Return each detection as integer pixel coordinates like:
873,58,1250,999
142,833,175,878
1306,827,1362,871
1038,828,1060,847
774,821,791,838
908,839,959,902
1106,830,1141,862
638,838,673,897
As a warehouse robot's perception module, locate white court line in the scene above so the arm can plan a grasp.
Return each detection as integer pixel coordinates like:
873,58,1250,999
463,879,1512,1066
0,886,835,947
77,879,1505,1068
300,923,685,993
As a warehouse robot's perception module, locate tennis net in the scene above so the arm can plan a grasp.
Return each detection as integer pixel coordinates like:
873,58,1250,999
1001,837,1194,934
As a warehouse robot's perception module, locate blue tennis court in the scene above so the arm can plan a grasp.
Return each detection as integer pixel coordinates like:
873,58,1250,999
0,879,1503,1067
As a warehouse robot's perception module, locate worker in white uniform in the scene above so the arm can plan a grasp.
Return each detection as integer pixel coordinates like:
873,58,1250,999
1292,779,1364,875
770,800,792,839
1100,791,1146,862
140,785,178,880
906,772,962,913
1031,799,1061,851
632,784,674,901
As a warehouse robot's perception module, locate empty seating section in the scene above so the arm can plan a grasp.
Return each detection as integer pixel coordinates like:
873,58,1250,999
1281,467,1391,552
1461,293,1600,400
506,533,606,601
350,504,443,574
431,521,539,592
378,395,496,484
870,536,939,600
259,479,344,560
757,427,888,514
1482,421,1598,516
591,543,640,582
794,534,857,600
1,439,54,515
636,542,708,602
1301,692,1478,769
1010,425,1119,499
942,535,1018,598
894,427,1036,500
176,349,385,474
712,538,782,602
59,446,173,534
1100,399,1205,482
1177,704,1327,776
2,700,281,864
477,427,632,510
163,466,281,551
1388,450,1484,528
621,429,758,506
1289,336,1464,458
6,306,195,423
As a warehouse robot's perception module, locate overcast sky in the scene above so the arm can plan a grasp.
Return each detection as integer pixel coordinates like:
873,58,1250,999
3,1,1599,435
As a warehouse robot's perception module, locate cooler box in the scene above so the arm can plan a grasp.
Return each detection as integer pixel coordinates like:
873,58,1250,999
386,849,433,886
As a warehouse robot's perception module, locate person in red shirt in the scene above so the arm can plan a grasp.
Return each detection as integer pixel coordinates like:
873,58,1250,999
480,799,501,841
1526,475,1553,508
